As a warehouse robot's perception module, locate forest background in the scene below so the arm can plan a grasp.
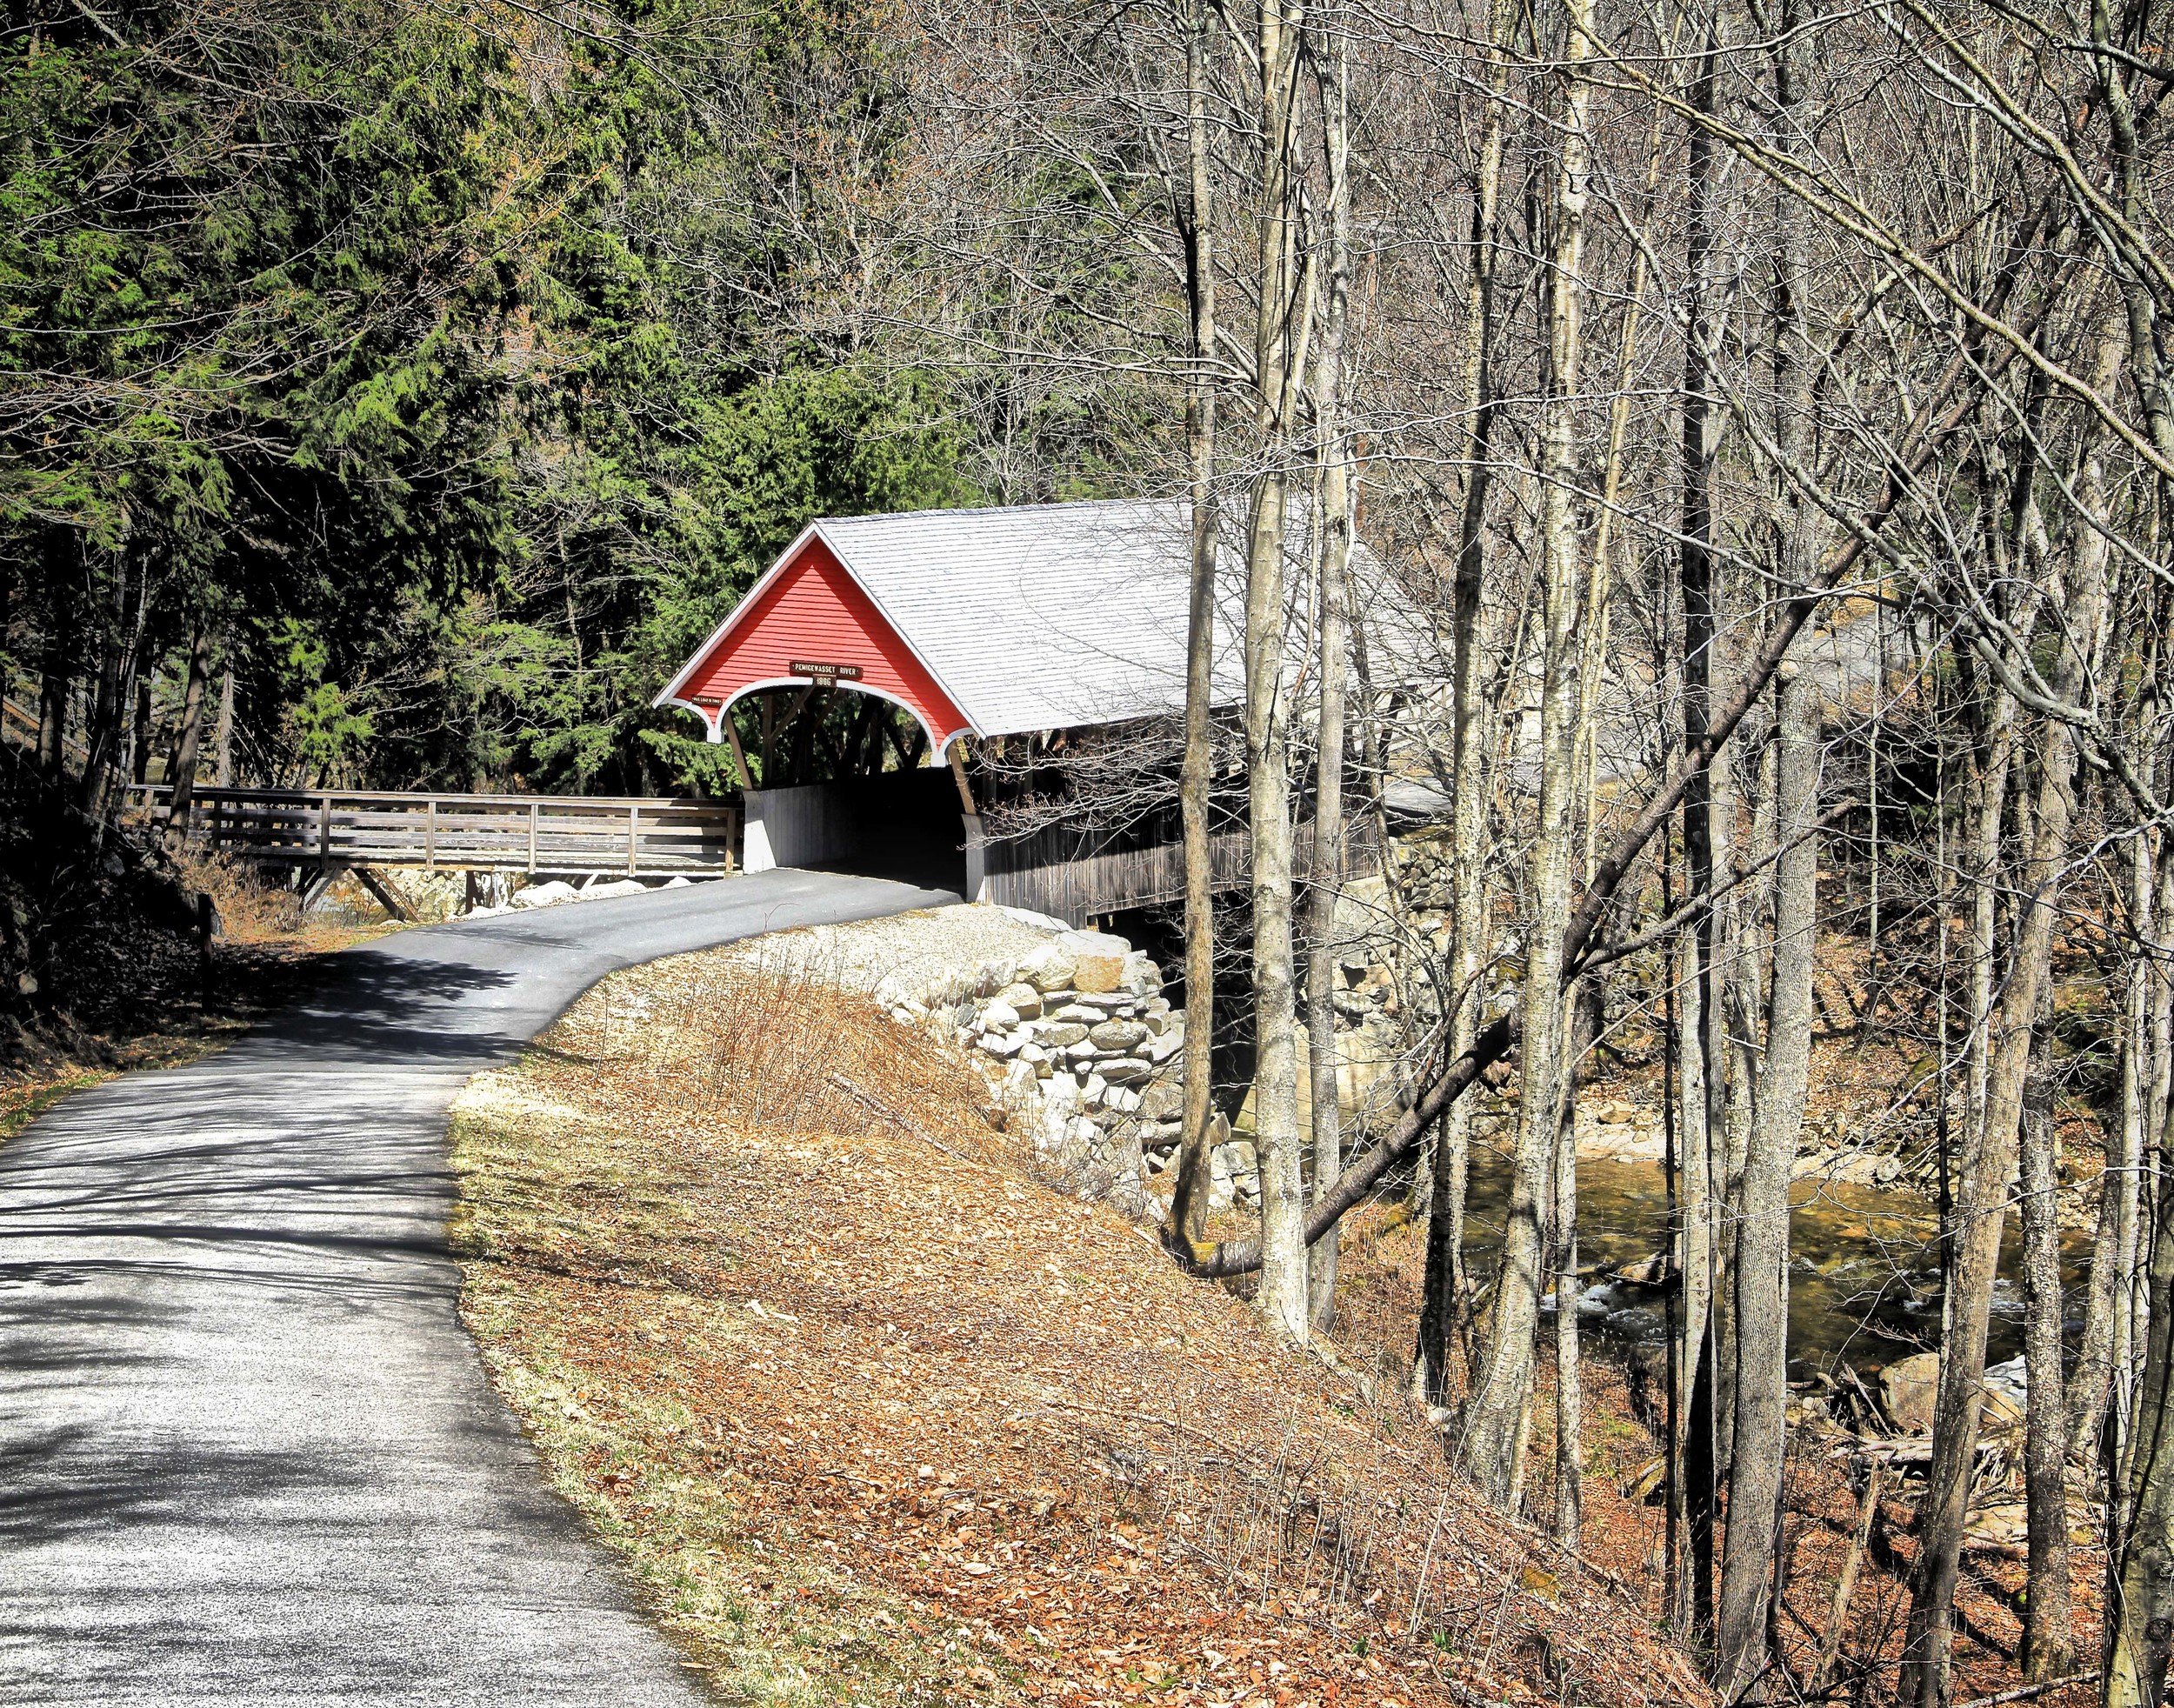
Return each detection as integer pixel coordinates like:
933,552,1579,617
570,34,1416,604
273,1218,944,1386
0,0,1110,804
10,1,2174,1706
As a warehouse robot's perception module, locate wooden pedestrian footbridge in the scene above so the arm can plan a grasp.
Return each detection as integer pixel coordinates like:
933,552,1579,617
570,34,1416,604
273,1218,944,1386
126,784,742,893
126,777,1381,931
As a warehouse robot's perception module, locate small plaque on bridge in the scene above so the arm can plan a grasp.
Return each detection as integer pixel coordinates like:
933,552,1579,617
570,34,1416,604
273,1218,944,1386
789,660,864,682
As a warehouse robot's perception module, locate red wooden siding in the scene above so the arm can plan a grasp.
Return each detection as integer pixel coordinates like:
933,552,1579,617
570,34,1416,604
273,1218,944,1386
678,536,972,744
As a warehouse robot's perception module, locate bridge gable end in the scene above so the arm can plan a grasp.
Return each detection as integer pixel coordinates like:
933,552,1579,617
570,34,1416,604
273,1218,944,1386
673,536,972,751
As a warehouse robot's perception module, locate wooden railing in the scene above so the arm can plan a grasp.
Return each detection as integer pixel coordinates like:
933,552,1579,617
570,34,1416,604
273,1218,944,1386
123,784,740,877
1,695,88,767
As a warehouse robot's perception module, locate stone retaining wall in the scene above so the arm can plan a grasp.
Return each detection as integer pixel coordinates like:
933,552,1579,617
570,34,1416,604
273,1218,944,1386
881,925,1264,1218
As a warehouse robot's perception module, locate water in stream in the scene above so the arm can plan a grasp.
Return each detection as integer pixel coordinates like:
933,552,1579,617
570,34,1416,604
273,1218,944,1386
1459,1149,2082,1374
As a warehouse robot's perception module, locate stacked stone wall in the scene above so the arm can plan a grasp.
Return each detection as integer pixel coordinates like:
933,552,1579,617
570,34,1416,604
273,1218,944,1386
884,927,1190,1218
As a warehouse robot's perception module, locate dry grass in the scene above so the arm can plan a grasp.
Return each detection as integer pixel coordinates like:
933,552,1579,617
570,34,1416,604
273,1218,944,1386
450,947,1705,1708
604,937,1026,1164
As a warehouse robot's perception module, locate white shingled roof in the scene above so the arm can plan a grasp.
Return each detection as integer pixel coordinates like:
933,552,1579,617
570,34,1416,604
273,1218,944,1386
662,498,1417,739
818,499,1230,737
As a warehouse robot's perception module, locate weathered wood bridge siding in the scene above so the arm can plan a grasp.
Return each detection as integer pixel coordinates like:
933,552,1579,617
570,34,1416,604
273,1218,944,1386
966,815,1380,924
126,785,741,877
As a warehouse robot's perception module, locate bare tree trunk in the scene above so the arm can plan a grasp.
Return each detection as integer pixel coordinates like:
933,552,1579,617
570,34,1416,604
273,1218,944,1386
1714,723,1769,1484
1904,749,2077,1708
164,625,215,837
35,661,66,781
1554,980,1599,1545
1460,0,1592,1505
1677,3,1724,1640
215,664,236,789
1811,1463,1884,1697
1961,677,2018,1297
1716,658,1817,1698
35,528,77,786
1412,0,1513,1404
1903,464,2109,1708
1673,913,1711,1624
1244,0,1316,1342
2071,987,2137,1465
1416,1107,1467,1401
1714,32,1817,1675
130,674,152,785
2114,1150,2174,1708
2135,832,2174,1466
2017,1031,2075,1680
1304,23,1352,1336
1171,0,1222,1251
2107,668,2174,1708
2116,756,2174,1698
2078,716,2163,1464
77,574,128,820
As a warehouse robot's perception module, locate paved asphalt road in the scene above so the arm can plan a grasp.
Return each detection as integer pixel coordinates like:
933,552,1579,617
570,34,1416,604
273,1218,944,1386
0,871,958,1706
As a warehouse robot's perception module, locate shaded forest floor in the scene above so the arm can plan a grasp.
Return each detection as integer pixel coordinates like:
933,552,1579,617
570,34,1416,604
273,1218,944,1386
450,950,1706,1708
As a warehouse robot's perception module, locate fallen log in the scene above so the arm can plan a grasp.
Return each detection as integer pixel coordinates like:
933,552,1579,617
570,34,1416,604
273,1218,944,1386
1811,1461,1885,1694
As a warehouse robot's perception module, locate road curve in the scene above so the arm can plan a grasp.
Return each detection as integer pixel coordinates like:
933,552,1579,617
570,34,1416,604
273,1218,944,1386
0,871,959,1707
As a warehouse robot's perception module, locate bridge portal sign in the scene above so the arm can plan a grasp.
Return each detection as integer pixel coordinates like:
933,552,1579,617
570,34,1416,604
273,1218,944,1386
789,659,864,684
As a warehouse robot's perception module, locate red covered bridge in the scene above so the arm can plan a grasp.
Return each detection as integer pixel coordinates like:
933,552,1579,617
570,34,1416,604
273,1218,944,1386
657,500,1225,758
657,499,1400,922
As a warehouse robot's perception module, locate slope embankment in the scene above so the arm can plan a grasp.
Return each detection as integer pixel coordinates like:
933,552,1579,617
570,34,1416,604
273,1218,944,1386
450,931,1706,1708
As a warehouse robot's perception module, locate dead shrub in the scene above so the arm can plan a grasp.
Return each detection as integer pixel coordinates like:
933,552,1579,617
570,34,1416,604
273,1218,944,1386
580,944,1022,1170
167,846,309,942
